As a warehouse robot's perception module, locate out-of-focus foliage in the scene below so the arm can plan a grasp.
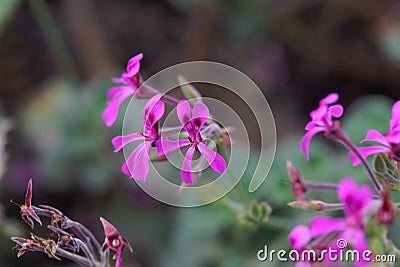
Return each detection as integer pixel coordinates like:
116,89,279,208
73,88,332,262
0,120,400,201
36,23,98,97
18,79,122,194
0,0,21,37
381,23,400,65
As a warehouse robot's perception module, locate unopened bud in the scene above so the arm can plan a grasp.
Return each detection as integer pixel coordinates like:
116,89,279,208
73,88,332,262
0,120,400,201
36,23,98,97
288,200,343,212
286,161,307,200
376,185,396,226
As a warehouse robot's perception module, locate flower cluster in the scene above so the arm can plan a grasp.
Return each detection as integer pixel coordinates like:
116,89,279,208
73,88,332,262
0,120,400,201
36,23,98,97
11,179,132,267
104,53,228,184
288,93,400,266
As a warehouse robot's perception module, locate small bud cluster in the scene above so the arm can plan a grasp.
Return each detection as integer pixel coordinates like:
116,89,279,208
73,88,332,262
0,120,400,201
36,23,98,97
11,179,132,267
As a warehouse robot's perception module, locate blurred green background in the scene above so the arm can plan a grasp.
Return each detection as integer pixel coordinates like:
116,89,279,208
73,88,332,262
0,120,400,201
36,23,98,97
0,0,399,266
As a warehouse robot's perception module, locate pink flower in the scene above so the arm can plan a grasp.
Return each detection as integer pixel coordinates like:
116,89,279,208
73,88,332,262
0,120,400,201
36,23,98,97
310,178,374,266
100,217,132,267
349,100,400,166
300,93,344,160
112,94,164,181
103,53,143,127
11,179,42,229
156,100,226,184
288,178,375,266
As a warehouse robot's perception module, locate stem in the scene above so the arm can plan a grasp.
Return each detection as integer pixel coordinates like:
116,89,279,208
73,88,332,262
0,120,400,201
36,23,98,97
140,83,180,106
68,220,103,262
56,247,98,267
305,181,338,191
332,125,382,192
47,225,98,266
74,239,98,267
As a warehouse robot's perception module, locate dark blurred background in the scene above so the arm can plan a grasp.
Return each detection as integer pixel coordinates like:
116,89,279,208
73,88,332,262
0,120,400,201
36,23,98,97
0,0,399,266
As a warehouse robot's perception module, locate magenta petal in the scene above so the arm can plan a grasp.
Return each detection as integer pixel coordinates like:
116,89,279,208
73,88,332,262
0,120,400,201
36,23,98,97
192,103,209,119
300,126,325,160
145,101,165,129
339,178,373,219
390,100,400,131
177,100,191,126
121,142,150,181
143,94,162,118
111,77,125,84
122,144,143,177
310,216,346,237
361,129,389,146
106,86,130,99
352,230,369,266
357,185,374,209
181,146,196,184
320,93,339,105
197,142,226,173
338,178,357,203
102,91,133,127
295,262,311,267
112,133,144,152
348,145,390,166
132,142,151,181
386,131,400,144
310,105,328,121
123,53,143,77
329,104,344,118
155,138,190,155
192,103,209,128
288,225,311,249
305,121,315,131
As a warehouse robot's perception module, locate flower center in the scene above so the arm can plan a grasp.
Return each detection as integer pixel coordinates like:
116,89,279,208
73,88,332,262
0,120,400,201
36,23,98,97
112,239,120,248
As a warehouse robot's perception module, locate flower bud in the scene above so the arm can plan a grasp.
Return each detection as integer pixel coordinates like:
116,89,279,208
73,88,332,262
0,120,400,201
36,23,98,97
286,161,307,200
376,185,396,226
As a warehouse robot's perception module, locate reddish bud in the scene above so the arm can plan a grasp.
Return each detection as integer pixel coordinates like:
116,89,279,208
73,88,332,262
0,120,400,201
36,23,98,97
287,161,307,200
376,184,396,226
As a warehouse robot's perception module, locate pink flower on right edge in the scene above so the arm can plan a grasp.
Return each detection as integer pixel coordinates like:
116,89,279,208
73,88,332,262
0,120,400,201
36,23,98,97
103,53,143,127
349,100,400,166
156,100,226,184
300,93,344,160
288,178,376,267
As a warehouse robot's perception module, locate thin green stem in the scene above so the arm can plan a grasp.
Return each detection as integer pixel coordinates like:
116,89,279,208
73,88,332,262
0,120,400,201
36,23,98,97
305,181,338,191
